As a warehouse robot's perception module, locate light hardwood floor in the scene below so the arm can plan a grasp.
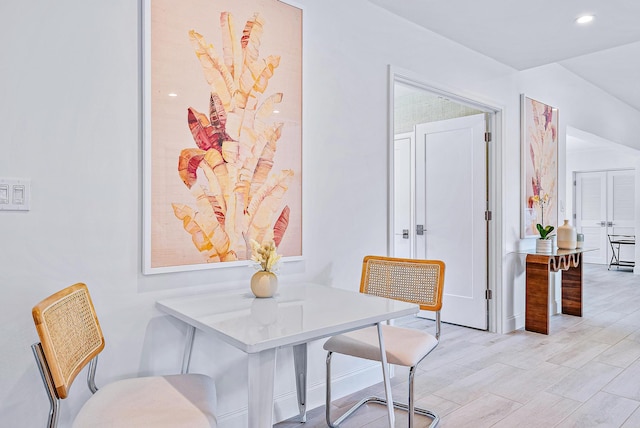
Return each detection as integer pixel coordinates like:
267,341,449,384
276,263,640,427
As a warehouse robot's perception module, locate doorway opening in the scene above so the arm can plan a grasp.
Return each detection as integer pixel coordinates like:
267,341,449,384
388,67,503,332
567,127,640,272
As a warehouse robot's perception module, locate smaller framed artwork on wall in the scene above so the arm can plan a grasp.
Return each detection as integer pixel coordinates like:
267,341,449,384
520,94,559,238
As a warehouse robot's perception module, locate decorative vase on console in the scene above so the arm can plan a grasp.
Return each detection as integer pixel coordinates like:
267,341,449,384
250,239,281,298
535,223,554,253
557,219,577,250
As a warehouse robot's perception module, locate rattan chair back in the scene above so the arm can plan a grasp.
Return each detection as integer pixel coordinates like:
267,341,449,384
360,256,445,312
32,283,105,399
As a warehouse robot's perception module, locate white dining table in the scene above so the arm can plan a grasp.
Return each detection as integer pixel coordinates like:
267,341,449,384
156,283,419,427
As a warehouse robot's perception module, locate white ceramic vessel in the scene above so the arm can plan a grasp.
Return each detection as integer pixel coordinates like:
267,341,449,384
557,219,577,250
536,239,552,253
250,271,278,298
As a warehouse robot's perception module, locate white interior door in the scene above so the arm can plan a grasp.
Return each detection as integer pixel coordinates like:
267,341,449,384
608,170,636,263
415,114,487,330
575,169,635,264
575,171,608,264
393,133,413,259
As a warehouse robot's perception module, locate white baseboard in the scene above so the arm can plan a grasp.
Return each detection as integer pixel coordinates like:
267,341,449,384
504,313,521,333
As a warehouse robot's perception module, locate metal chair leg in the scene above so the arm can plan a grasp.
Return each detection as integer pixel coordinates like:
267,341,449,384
32,343,60,428
325,351,439,427
409,365,415,427
326,351,337,427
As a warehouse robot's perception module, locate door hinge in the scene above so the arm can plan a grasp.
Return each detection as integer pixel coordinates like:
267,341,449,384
485,210,492,221
485,289,492,300
484,132,491,142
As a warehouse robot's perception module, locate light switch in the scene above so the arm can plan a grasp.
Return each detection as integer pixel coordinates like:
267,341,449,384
13,185,25,205
0,178,30,211
0,184,8,204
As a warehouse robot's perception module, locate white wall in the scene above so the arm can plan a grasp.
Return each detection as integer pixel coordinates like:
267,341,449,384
2,0,640,426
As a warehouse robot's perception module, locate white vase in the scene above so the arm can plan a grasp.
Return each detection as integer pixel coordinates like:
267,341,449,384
251,271,278,298
536,239,552,253
557,219,577,250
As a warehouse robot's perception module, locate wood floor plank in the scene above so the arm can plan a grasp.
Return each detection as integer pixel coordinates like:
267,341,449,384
557,391,639,427
491,391,580,428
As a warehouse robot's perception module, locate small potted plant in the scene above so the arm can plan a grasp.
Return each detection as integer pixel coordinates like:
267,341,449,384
535,223,554,253
250,239,281,298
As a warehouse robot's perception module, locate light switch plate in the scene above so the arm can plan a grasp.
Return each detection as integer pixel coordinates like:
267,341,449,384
0,184,8,204
0,178,30,211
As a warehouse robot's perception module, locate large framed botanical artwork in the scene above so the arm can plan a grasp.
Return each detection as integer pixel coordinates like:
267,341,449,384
521,94,558,238
143,0,303,274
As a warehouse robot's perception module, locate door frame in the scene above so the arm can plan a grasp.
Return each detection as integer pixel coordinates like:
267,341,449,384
387,65,505,333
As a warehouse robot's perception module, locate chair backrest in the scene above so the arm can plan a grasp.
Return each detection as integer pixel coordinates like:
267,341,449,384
360,256,445,312
32,283,105,399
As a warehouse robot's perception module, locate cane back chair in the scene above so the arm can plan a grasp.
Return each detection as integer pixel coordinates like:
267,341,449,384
31,282,217,428
323,256,445,427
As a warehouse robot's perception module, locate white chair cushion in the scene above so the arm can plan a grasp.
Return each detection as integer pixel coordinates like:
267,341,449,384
73,374,217,427
323,324,438,367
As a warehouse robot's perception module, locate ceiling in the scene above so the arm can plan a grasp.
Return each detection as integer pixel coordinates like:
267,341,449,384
566,127,640,155
369,0,640,112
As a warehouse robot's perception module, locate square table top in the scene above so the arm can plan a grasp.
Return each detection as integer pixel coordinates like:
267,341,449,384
157,283,419,353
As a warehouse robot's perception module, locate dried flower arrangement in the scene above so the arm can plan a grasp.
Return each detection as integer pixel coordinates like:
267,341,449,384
250,239,281,272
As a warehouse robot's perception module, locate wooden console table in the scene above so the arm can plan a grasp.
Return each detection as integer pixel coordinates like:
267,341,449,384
521,248,593,335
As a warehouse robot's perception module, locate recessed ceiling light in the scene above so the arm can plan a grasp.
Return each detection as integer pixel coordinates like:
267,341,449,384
168,93,178,97
576,15,594,25
273,109,280,114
